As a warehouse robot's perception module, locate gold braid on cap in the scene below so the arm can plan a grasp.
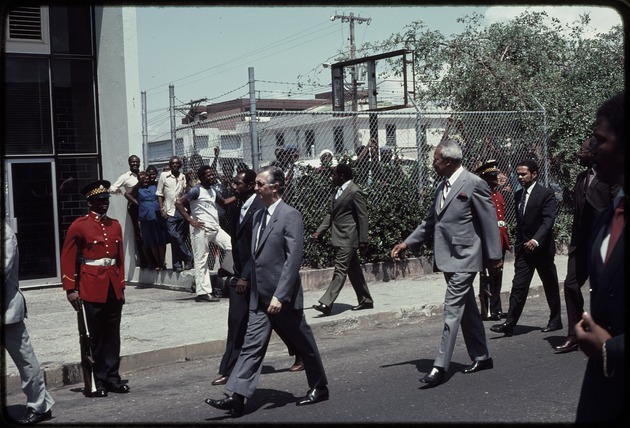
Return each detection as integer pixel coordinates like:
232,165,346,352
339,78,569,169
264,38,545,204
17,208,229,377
477,166,499,175
86,185,108,198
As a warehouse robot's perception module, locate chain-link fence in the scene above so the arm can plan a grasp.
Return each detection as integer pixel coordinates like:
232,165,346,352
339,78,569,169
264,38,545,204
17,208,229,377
149,108,554,268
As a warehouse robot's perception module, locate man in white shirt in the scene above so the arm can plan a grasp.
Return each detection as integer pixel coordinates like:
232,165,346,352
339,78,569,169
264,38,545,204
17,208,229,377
176,165,234,302
156,156,193,272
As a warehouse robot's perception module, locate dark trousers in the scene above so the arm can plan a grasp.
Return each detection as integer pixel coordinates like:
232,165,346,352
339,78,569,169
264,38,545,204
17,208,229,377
218,284,297,377
506,250,562,327
562,252,587,336
128,204,149,268
319,246,373,307
83,284,123,387
165,211,192,268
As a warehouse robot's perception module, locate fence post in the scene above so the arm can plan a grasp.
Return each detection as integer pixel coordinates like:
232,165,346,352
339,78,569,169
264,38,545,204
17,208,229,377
409,97,424,207
248,67,259,171
533,97,548,187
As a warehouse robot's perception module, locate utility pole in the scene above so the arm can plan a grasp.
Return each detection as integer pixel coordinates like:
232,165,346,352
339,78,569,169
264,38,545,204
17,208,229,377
169,84,176,155
331,12,370,111
141,91,148,168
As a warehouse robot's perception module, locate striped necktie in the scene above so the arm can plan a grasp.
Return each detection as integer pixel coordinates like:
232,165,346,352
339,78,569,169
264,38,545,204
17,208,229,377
440,179,451,209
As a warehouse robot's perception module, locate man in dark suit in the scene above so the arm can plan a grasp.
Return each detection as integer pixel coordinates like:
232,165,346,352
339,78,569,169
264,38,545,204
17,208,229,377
554,137,614,353
210,169,303,387
312,163,374,316
205,166,328,417
575,90,624,423
391,139,503,387
490,159,562,337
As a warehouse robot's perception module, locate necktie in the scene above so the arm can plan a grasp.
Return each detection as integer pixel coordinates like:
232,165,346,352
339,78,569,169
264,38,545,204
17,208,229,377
335,187,343,200
605,198,625,263
440,179,451,209
256,210,269,249
239,203,248,223
518,190,527,217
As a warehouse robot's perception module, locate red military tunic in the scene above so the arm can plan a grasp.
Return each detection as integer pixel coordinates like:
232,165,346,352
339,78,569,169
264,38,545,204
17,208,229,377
61,211,125,303
492,189,511,252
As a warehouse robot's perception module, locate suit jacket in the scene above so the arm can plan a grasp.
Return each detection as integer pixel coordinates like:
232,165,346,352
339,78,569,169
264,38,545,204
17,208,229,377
229,196,265,281
61,211,126,303
3,222,26,324
250,200,304,311
588,199,624,368
513,182,557,256
404,169,502,272
570,169,613,253
316,181,368,247
577,197,625,421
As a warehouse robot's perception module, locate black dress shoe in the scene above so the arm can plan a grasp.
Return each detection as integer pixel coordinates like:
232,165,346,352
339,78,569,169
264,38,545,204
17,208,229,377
541,324,563,333
195,294,220,303
93,386,108,397
205,395,245,417
487,313,501,321
296,386,329,406
554,336,579,353
490,322,514,337
312,303,332,316
18,409,52,425
211,375,229,385
461,358,494,374
351,302,374,311
106,382,130,393
420,367,446,386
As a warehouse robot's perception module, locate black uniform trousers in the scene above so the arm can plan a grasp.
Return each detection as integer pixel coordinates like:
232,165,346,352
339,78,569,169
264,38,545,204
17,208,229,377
83,282,123,387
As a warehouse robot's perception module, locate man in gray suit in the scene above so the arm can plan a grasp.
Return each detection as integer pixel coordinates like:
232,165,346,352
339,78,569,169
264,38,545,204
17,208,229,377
2,221,55,424
312,163,374,315
205,166,328,417
391,139,503,387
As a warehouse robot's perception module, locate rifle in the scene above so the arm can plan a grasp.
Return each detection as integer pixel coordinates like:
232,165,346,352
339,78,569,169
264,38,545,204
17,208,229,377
478,270,493,321
77,300,97,397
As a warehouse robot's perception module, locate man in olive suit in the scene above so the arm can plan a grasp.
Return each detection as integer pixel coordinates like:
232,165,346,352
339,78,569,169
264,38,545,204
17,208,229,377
312,163,374,316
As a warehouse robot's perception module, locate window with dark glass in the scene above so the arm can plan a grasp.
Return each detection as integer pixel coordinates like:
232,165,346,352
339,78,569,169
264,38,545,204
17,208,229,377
3,57,53,155
52,59,97,154
305,129,315,157
49,5,92,55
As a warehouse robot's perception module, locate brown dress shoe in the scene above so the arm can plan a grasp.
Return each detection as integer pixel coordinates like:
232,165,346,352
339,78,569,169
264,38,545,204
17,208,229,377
289,356,304,372
211,375,229,385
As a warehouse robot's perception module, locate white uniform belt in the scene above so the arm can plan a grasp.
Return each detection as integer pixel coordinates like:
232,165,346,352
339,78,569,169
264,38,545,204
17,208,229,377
84,258,115,266
498,221,506,227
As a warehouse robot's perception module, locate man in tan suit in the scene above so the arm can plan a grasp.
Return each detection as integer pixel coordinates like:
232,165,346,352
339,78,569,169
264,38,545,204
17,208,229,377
312,163,374,316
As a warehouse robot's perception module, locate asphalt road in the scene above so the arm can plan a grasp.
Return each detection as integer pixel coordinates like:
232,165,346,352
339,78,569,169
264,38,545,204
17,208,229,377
3,290,588,425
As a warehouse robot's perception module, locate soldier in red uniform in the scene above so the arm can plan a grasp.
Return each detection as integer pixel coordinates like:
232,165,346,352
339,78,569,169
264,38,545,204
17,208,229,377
61,180,130,397
475,160,512,320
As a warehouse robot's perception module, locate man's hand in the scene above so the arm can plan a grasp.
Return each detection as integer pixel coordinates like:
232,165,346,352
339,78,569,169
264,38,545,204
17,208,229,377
267,296,282,315
188,218,205,230
67,290,81,311
236,278,249,294
486,259,504,277
523,239,538,254
359,242,368,254
391,242,408,260
160,207,168,219
310,232,320,242
575,311,612,360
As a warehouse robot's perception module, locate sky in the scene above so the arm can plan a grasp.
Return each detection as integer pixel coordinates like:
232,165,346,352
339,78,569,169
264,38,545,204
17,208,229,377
135,4,623,140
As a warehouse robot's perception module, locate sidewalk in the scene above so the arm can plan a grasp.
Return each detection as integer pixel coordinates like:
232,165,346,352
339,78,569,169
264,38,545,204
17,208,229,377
3,254,568,394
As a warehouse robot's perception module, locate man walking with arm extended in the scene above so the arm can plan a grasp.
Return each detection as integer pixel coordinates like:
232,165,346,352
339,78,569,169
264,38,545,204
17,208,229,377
312,163,374,316
205,166,328,417
391,139,503,387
